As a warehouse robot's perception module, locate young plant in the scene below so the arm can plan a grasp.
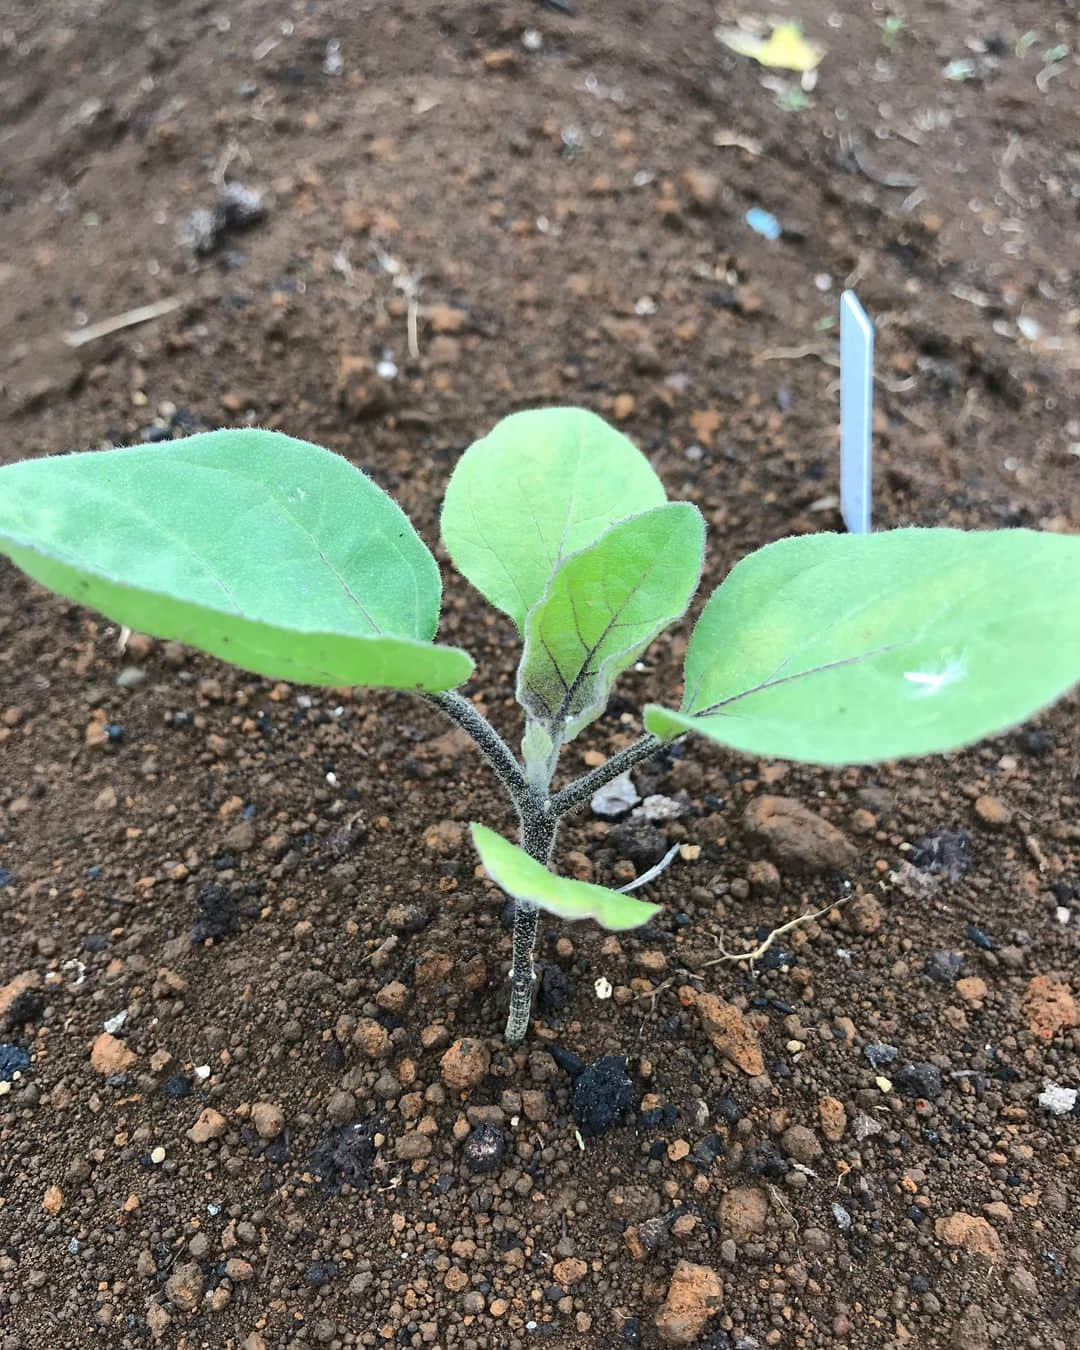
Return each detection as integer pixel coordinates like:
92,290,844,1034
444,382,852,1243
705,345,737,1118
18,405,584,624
1,410,1078,1045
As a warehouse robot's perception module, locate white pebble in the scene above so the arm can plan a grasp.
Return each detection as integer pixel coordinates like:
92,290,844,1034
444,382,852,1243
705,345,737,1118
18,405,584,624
1038,1082,1077,1116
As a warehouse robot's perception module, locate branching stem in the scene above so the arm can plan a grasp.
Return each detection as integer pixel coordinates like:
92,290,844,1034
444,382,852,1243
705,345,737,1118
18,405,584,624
550,732,670,817
424,690,528,800
422,694,674,1043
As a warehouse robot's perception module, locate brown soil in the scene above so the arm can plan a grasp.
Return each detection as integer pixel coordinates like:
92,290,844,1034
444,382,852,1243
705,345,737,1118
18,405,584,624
1,3,1078,1348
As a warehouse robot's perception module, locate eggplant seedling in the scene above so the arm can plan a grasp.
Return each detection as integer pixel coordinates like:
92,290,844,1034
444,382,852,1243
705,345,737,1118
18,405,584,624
1,409,1078,1044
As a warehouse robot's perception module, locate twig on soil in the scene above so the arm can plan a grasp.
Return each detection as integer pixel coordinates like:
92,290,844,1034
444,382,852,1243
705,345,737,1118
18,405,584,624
756,343,831,365
839,133,919,190
373,244,422,358
63,296,185,348
703,898,848,971
756,344,914,394
634,896,847,1019
212,139,251,188
767,1183,801,1230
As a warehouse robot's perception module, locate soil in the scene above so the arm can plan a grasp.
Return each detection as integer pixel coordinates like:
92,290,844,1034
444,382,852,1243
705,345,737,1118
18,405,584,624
1,3,1078,1348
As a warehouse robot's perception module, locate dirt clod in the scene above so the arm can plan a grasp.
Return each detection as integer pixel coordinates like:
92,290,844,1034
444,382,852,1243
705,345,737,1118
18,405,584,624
654,1259,723,1345
687,990,765,1077
440,1037,490,1091
89,1033,135,1075
743,796,856,873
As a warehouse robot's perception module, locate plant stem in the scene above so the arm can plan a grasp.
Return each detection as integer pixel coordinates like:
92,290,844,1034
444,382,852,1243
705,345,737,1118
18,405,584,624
421,695,673,1045
422,690,551,1044
550,732,670,817
505,789,558,1046
424,690,528,799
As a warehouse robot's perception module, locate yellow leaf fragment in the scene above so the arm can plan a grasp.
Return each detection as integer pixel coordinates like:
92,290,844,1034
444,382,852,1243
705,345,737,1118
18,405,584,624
718,22,824,73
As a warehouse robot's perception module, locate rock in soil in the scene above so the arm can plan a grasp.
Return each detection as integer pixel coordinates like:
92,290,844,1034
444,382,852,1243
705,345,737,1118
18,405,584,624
742,795,856,873
571,1055,636,1136
463,1123,506,1174
608,821,670,869
894,1062,944,1099
654,1259,723,1344
686,989,765,1077
440,1037,490,1090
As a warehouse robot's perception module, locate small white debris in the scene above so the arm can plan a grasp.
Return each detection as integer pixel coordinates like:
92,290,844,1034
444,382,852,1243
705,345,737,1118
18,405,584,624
634,295,657,316
875,1075,893,1093
522,28,542,52
194,1064,211,1081
150,1146,166,1165
325,772,338,787
63,959,87,987
831,1202,852,1231
903,659,965,696
590,772,640,818
0,1082,10,1097
1037,1082,1077,1116
637,794,687,824
594,976,613,1001
104,1010,128,1035
323,39,343,76
376,358,398,380
1055,906,1071,926
1017,314,1042,342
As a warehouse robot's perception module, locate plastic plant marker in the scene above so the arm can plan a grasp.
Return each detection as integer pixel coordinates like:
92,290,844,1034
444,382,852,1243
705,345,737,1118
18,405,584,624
840,289,874,534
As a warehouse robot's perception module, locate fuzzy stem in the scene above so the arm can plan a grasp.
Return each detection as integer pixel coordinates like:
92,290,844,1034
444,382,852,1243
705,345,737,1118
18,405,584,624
551,732,670,817
504,789,558,1046
424,690,528,800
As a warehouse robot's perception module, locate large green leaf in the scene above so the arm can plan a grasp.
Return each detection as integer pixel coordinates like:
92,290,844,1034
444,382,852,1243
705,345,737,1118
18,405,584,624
519,503,705,743
644,528,1080,764
441,407,666,631
470,824,660,931
0,428,473,691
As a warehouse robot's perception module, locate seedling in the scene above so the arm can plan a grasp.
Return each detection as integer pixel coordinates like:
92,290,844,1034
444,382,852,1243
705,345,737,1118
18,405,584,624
1,409,1078,1044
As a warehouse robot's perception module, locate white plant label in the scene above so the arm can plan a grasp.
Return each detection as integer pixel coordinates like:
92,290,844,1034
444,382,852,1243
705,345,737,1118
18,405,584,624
840,289,874,534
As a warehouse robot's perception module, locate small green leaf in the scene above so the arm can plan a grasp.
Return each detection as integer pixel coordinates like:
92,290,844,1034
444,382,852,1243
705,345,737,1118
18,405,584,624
441,407,666,631
519,503,705,742
644,528,1080,764
470,824,660,931
0,428,473,691
521,718,558,786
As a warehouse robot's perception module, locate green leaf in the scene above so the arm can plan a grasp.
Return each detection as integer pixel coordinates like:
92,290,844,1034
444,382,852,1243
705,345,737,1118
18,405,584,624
441,407,666,631
470,824,660,931
0,428,473,692
519,503,705,742
644,528,1080,764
